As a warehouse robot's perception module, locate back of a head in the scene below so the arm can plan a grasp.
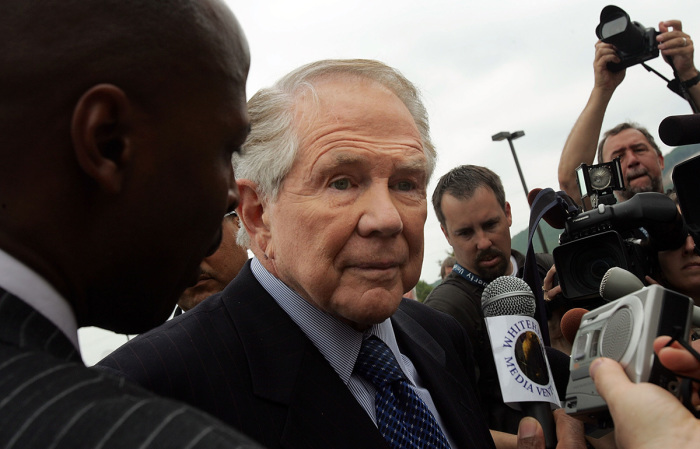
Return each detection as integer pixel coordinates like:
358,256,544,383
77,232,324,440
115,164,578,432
0,0,250,333
1,0,246,136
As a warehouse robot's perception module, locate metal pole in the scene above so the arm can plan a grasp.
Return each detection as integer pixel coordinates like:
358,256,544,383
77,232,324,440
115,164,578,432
507,137,549,253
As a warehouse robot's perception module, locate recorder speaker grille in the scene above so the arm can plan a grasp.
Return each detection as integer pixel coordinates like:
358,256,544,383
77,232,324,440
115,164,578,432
601,307,633,361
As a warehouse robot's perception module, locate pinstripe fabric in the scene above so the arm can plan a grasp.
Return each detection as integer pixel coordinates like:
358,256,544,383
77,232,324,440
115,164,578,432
0,289,263,449
98,261,497,449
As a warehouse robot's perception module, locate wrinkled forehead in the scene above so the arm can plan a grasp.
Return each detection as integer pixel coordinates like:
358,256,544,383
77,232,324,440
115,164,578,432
292,75,422,147
602,128,653,160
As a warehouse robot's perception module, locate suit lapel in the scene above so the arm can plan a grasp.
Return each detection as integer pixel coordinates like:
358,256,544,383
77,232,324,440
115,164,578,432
0,289,81,363
392,304,494,449
222,266,389,449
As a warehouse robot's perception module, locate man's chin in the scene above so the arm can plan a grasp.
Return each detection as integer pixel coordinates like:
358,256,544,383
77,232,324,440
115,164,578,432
477,263,508,283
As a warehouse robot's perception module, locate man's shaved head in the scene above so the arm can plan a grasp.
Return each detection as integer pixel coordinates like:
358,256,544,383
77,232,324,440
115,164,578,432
0,0,248,145
0,0,251,333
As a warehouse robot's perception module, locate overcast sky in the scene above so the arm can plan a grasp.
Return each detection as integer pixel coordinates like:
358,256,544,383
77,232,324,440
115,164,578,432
79,1,700,365
227,0,700,283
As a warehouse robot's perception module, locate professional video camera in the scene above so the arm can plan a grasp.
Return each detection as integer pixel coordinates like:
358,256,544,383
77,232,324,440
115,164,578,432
552,156,685,307
596,5,659,72
564,117,700,431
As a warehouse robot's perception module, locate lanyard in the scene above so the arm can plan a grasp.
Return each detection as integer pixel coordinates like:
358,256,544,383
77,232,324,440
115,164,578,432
452,263,489,289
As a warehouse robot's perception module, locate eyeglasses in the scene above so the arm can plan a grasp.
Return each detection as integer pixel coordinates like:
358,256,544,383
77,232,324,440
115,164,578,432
224,210,238,219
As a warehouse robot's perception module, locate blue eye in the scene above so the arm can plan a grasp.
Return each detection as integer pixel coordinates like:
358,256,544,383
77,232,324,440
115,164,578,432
330,179,351,190
396,181,415,191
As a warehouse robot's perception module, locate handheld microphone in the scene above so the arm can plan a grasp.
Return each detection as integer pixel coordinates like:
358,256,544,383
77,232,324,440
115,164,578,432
482,276,557,449
599,267,645,301
560,308,589,346
658,114,700,147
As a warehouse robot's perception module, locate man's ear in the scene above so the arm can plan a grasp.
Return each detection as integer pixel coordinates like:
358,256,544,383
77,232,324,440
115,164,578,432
71,84,132,194
237,179,273,257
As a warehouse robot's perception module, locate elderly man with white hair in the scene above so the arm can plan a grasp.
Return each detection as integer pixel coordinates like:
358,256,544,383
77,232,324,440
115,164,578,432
100,59,583,449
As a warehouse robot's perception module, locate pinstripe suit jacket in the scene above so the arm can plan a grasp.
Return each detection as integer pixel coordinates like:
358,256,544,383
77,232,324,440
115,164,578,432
98,261,496,449
0,288,262,449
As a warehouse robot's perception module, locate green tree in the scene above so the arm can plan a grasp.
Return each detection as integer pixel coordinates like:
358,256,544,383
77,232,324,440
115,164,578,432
415,280,434,302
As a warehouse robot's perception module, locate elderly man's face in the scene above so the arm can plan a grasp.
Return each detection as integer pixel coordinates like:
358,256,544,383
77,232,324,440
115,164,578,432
265,77,428,330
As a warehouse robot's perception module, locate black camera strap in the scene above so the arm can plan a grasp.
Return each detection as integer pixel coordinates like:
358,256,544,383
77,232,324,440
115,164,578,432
663,330,700,418
523,188,579,347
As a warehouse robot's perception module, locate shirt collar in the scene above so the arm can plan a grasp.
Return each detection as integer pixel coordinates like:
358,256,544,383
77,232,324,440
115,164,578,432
250,258,406,383
0,247,80,351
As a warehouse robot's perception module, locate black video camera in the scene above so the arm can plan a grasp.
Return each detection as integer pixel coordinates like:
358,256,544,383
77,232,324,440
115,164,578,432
596,5,659,72
552,192,686,307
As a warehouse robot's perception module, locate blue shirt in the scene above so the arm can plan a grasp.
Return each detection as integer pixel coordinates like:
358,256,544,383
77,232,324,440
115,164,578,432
250,258,455,446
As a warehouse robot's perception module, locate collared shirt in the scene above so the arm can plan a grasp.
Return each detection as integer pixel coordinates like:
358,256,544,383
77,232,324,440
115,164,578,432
0,247,80,351
250,258,455,446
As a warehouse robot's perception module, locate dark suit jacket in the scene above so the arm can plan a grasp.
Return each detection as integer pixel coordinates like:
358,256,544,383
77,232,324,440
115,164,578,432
99,261,496,449
0,288,261,449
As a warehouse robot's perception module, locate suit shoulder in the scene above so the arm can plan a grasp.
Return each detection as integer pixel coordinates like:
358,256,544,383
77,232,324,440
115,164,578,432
0,344,261,448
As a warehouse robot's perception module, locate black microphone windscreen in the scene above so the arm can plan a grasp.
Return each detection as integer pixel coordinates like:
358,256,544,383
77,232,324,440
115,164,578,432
482,276,536,318
659,114,700,147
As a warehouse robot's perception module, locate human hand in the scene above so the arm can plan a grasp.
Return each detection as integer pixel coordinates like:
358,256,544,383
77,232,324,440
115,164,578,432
516,409,586,449
644,275,660,286
593,40,626,92
658,20,698,81
590,357,700,449
543,265,561,301
655,336,700,408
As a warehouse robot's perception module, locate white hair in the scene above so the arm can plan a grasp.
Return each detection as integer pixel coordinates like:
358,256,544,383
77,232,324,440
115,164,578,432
235,59,436,247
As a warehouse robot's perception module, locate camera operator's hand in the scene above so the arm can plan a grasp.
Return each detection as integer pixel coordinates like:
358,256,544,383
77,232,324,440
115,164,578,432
542,265,561,301
658,20,698,83
590,357,700,449
655,336,700,408
593,40,626,93
516,409,587,449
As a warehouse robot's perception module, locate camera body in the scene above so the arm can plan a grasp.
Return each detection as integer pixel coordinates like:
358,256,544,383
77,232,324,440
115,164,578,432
552,192,683,306
564,285,693,428
596,5,659,72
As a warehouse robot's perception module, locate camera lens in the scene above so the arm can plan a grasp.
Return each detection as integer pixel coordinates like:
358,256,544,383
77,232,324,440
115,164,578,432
554,231,629,300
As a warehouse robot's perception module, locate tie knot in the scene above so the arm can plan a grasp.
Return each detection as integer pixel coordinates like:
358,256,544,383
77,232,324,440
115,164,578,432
354,337,405,388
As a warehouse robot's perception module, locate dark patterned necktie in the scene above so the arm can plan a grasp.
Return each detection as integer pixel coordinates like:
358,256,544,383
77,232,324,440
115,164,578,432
354,337,451,449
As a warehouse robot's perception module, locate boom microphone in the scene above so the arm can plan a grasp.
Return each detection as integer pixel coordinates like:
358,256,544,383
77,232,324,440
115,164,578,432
659,114,700,147
599,267,645,301
482,276,557,449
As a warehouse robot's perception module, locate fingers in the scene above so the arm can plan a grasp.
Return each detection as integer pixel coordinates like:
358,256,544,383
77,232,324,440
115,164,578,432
659,20,682,34
644,275,660,285
543,265,556,289
517,417,544,449
553,409,587,449
589,358,631,405
547,285,562,300
655,336,700,378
